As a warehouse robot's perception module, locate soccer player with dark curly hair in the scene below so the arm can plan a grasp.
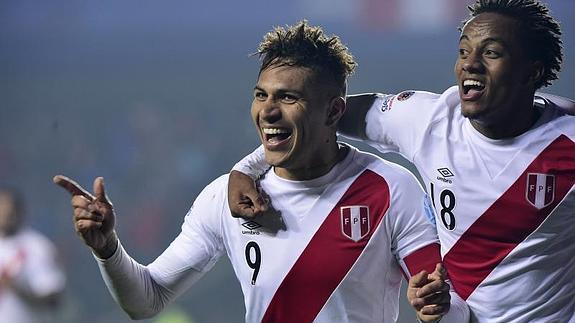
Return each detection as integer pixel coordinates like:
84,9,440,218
229,1,575,322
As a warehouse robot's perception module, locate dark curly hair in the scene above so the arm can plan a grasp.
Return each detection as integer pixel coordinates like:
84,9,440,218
256,20,356,96
462,0,563,89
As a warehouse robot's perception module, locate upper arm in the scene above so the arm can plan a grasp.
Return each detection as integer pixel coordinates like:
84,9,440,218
339,93,379,140
343,90,444,161
148,176,227,293
384,167,440,276
536,92,575,115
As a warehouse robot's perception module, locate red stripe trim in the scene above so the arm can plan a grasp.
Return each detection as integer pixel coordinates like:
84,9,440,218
262,170,390,322
403,243,441,278
444,135,575,300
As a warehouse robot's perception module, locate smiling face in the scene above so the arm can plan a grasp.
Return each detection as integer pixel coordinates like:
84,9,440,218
455,12,541,136
251,64,342,180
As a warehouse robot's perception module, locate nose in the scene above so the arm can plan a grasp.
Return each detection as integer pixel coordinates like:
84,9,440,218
461,52,484,74
260,99,281,123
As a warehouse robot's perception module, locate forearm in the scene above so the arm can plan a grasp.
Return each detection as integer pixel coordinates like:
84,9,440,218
536,92,575,115
338,93,379,140
232,145,270,179
95,241,174,319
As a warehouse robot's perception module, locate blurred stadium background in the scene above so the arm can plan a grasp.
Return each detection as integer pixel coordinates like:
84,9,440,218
1,0,573,322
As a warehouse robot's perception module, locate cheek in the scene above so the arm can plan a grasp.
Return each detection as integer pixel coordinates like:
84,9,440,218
454,60,461,75
250,103,259,122
490,61,517,83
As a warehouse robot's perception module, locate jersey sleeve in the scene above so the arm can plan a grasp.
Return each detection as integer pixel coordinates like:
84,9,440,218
442,290,471,323
362,90,445,162
232,145,270,179
147,175,228,290
383,166,470,323
536,92,575,115
382,164,440,276
95,176,228,319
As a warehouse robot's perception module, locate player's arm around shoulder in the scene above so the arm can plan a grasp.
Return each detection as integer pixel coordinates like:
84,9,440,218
536,92,575,115
228,146,270,219
345,89,448,160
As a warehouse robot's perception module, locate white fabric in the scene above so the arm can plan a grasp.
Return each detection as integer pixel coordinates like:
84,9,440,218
361,86,575,322
233,145,270,180
0,229,66,323
98,146,462,322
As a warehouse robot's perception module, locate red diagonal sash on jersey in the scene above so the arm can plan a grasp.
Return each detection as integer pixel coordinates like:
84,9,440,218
444,135,575,300
261,170,390,323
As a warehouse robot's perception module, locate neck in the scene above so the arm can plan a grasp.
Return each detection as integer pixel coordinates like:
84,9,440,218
275,143,348,181
471,96,540,139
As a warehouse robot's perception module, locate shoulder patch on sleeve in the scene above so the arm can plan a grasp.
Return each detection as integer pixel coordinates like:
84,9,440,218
379,94,396,113
423,193,437,227
397,91,415,101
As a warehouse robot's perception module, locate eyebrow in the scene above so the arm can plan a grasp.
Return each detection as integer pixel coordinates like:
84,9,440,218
253,86,303,96
459,35,508,47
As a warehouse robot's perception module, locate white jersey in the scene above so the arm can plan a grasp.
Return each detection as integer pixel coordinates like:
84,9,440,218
99,146,464,322
0,229,66,323
362,86,575,322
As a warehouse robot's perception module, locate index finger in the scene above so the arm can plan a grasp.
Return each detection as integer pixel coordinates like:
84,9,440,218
53,175,95,201
408,270,429,288
416,278,449,299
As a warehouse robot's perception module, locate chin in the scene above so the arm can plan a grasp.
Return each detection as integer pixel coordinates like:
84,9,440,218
264,151,290,168
460,102,485,119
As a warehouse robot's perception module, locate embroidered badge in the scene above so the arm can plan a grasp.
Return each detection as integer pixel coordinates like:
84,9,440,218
396,91,415,101
341,205,370,242
380,94,395,112
526,173,555,209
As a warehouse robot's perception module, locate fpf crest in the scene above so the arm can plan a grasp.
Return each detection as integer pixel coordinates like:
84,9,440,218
340,205,370,242
526,173,555,209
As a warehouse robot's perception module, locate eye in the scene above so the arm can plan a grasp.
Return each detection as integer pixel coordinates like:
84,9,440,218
458,48,469,58
280,94,298,104
484,49,501,59
254,91,267,101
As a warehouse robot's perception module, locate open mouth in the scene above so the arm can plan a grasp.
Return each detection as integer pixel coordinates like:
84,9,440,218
462,79,485,98
262,127,292,146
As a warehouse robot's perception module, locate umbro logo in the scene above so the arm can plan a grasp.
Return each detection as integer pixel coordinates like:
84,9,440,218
436,167,454,184
241,221,261,235
437,168,454,177
242,221,261,230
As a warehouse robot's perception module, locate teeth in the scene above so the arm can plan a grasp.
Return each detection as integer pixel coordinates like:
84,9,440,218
262,128,290,135
463,80,484,87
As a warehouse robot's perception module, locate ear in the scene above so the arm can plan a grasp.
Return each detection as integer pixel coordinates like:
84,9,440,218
326,96,346,128
527,60,544,87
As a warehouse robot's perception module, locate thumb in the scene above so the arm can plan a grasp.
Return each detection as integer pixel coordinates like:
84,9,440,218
93,177,112,206
247,188,268,213
428,263,446,281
